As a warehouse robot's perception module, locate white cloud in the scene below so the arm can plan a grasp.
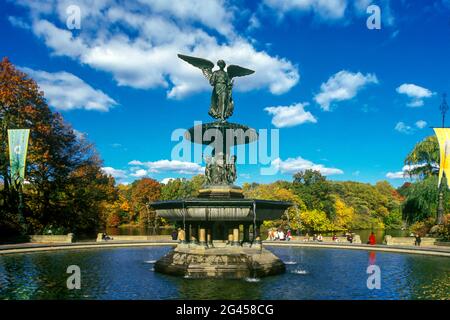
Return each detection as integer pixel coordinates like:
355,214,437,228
137,0,235,36
129,159,204,174
396,83,434,107
161,177,176,184
314,70,378,111
386,171,404,179
271,157,343,176
386,164,428,179
415,120,427,129
130,169,148,177
101,167,128,179
248,13,261,30
20,67,117,111
353,0,372,13
8,16,31,29
394,122,413,134
264,102,317,128
14,1,299,99
73,129,86,140
263,0,347,20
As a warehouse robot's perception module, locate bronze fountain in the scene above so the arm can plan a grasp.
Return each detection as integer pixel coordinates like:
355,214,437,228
152,54,291,279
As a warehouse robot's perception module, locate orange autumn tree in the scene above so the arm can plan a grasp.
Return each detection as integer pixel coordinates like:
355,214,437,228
0,57,114,237
130,178,161,230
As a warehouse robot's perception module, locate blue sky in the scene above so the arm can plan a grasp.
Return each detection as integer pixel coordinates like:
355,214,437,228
2,0,450,186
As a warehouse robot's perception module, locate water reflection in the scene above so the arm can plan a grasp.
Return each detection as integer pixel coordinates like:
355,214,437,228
0,246,448,300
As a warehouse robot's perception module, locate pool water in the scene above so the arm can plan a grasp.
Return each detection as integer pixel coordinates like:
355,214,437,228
0,246,448,300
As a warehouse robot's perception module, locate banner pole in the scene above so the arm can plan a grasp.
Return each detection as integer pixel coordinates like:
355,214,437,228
17,181,27,235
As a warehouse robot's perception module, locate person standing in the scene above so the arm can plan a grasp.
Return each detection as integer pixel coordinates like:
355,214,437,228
414,234,422,246
177,228,185,243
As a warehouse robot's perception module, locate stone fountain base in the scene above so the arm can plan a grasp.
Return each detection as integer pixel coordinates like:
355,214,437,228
154,244,285,279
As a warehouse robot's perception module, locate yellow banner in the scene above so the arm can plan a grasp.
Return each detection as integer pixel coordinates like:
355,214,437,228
433,128,450,188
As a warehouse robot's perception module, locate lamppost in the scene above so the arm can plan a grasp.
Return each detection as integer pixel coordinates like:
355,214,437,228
440,93,448,128
437,94,448,225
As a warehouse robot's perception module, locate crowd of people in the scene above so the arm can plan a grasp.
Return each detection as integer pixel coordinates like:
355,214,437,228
266,229,379,245
267,228,293,241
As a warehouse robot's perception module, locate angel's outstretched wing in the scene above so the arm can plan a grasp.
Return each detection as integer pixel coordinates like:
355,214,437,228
227,65,255,79
178,54,214,81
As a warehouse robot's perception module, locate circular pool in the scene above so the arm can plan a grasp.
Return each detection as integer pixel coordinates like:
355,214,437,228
0,246,448,299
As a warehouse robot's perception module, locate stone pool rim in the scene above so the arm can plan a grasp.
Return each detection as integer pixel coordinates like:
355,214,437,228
0,241,449,257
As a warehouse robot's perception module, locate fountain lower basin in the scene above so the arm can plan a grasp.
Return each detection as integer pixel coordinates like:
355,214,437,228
151,198,291,279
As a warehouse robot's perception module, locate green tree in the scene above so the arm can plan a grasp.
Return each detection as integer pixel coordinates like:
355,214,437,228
160,175,205,200
243,181,306,230
404,135,439,179
401,175,448,223
292,170,336,220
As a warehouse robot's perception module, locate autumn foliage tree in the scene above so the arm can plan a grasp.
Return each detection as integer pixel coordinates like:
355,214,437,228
0,57,113,238
130,178,161,229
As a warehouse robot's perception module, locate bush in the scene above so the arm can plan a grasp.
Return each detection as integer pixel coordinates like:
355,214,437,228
409,217,435,236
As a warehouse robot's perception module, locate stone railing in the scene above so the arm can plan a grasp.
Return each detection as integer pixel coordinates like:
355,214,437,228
384,235,437,246
29,233,74,243
96,234,173,242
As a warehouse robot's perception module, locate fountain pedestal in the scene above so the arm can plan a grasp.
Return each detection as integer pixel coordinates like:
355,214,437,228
152,198,291,279
155,245,285,279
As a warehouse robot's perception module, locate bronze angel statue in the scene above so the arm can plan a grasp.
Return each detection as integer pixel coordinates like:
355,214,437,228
178,54,255,121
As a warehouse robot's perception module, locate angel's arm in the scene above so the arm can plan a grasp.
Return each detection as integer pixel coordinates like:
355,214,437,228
209,70,215,86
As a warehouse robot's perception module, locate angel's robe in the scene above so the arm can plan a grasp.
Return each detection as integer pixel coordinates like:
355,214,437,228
209,69,233,120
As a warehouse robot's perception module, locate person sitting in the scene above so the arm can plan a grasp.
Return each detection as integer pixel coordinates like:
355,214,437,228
286,229,292,241
313,234,317,241
368,232,376,245
347,233,353,243
273,229,279,241
278,229,285,241
332,234,338,242
102,233,112,241
171,229,178,240
317,234,323,242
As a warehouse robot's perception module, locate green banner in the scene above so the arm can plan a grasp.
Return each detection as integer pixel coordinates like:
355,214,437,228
8,129,30,184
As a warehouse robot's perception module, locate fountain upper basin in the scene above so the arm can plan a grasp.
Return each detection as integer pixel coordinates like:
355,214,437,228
151,199,291,222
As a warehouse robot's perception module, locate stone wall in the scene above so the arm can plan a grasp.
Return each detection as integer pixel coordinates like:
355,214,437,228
29,233,74,243
384,235,437,246
436,241,450,247
286,235,362,244
96,234,172,242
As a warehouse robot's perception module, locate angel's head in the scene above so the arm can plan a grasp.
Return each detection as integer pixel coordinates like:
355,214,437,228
217,60,226,69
